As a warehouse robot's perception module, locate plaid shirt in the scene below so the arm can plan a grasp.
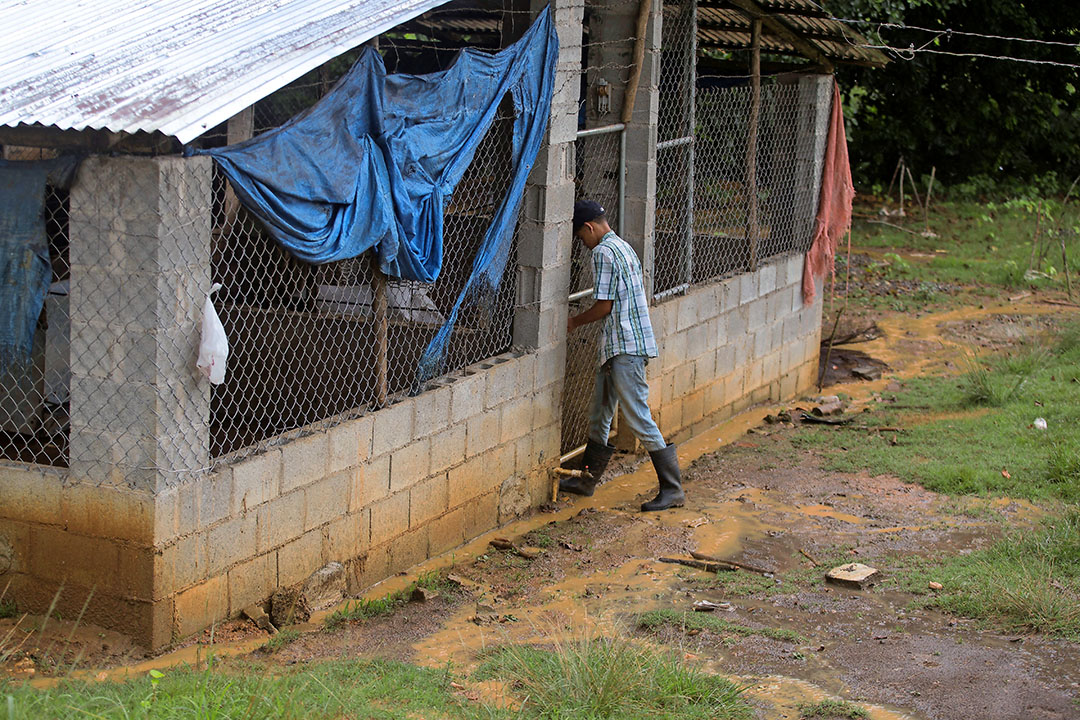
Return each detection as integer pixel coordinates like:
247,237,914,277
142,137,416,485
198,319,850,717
592,231,657,365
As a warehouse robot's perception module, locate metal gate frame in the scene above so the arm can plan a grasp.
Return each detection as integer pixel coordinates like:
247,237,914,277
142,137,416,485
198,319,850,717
560,123,626,464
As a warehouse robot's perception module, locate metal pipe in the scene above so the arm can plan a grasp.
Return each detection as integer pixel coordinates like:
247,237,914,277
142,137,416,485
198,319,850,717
568,287,595,303
575,123,625,139
653,282,690,301
657,136,693,151
618,127,626,234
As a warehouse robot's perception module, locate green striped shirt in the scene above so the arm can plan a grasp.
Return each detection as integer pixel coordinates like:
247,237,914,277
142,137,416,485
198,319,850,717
592,231,657,365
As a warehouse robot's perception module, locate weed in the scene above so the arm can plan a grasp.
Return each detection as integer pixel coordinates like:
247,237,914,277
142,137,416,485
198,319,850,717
525,529,554,549
638,609,804,644
324,570,456,629
687,569,795,598
798,698,869,719
0,598,16,620
475,634,751,719
263,627,302,653
904,511,1080,639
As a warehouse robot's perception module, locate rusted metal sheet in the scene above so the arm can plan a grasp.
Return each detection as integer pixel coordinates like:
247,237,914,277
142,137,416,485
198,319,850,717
0,0,449,144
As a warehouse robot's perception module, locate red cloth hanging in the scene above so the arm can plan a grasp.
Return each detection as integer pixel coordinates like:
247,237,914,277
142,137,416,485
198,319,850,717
803,80,855,305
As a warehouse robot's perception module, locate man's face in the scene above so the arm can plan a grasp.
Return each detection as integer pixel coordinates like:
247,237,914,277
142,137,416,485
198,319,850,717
576,221,601,249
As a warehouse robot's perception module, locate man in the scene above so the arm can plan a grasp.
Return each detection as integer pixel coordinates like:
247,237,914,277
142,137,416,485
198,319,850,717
560,200,685,512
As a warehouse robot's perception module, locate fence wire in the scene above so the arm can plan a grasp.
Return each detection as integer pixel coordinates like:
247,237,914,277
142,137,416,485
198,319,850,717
655,0,828,298
0,7,524,476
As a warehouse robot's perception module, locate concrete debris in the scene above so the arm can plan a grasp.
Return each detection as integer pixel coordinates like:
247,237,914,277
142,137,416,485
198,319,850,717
270,586,312,627
693,600,731,612
242,604,279,635
928,581,943,591
560,540,583,552
411,586,439,603
490,537,544,559
852,364,882,381
302,561,346,611
825,563,881,589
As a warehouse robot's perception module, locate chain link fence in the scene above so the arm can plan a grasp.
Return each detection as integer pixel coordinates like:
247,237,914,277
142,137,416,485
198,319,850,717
655,0,828,299
0,6,525,475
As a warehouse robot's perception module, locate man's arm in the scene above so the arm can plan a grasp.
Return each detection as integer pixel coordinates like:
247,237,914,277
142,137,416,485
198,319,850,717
567,299,613,333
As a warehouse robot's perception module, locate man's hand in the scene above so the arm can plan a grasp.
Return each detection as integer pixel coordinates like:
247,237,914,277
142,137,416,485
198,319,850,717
566,300,613,334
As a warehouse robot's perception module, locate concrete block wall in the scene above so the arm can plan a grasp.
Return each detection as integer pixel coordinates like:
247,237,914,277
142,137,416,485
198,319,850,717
151,347,562,643
648,254,824,444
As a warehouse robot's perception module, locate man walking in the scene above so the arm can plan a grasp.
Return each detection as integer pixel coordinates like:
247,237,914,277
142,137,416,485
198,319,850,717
560,200,685,512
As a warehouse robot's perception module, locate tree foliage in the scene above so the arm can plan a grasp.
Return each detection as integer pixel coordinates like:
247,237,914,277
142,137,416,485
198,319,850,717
824,0,1080,190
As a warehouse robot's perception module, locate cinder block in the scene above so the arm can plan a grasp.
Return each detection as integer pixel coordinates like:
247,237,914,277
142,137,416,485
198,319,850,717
414,385,452,438
739,272,759,304
747,298,767,332
280,433,328,494
389,526,429,572
115,543,155,600
450,373,485,424
448,454,488,500
354,454,388,510
484,359,519,409
390,438,431,493
499,396,534,444
763,351,781,384
158,531,207,594
277,529,324,588
673,363,695,398
256,490,305,553
230,449,280,514
683,389,705,426
676,298,699,332
173,574,228,640
372,399,415,456
228,552,275,615
693,351,715,388
0,465,62,524
429,423,467,475
198,470,232,530
350,543,392,594
60,482,154,544
328,416,372,474
714,344,734,375
514,433,535,476
28,526,119,590
427,507,466,556
466,407,501,457
687,323,708,361
463,490,499,541
323,511,368,561
369,491,410,547
206,513,257,575
410,474,449,528
305,470,350,532
759,263,777,295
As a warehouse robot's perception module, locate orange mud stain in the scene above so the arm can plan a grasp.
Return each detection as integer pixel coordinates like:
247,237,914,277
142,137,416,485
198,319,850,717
732,672,918,720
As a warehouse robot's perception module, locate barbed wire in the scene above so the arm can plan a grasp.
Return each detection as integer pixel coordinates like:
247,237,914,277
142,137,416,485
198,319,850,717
834,18,1080,48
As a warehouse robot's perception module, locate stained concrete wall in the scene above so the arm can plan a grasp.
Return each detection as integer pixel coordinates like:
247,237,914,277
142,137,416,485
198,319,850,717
648,255,824,445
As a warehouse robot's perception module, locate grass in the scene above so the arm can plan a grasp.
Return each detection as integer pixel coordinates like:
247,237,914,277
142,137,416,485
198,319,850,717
324,570,455,629
262,627,302,653
0,658,490,719
475,634,751,719
637,609,804,644
791,322,1080,503
797,699,868,719
894,510,1080,639
683,569,795,598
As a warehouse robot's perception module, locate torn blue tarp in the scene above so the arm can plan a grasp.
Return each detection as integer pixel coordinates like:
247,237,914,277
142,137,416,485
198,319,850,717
191,6,557,382
0,156,77,374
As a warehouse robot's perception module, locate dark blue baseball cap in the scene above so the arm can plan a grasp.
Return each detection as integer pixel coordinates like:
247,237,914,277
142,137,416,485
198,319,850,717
573,200,606,234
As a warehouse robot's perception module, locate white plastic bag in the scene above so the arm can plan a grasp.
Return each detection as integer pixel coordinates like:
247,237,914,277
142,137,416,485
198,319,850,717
196,283,228,385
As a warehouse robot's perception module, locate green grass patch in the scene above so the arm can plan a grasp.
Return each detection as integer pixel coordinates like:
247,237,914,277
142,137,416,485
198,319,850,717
792,324,1080,503
0,598,17,620
798,698,869,719
324,571,456,629
0,658,488,719
895,511,1080,639
475,636,751,719
638,609,804,644
684,569,796,598
262,627,302,653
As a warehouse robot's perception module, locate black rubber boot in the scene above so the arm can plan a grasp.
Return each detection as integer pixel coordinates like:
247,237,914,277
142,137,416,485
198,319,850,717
641,444,685,512
559,440,615,496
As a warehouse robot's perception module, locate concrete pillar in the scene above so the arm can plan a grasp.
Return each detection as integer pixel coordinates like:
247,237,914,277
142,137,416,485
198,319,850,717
514,0,583,351
793,74,832,252
68,155,213,493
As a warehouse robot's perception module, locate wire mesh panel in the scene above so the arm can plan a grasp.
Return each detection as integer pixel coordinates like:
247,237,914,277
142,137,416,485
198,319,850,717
211,108,519,460
654,0,696,298
0,183,70,467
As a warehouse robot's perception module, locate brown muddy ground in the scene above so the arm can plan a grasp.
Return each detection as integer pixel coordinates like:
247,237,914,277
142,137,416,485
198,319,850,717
4,276,1080,719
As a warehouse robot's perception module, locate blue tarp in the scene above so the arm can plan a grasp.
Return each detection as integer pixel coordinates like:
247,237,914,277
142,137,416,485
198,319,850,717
0,156,77,374
191,7,558,382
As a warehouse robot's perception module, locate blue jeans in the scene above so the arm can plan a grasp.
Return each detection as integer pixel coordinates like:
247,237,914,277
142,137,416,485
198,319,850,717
587,354,667,453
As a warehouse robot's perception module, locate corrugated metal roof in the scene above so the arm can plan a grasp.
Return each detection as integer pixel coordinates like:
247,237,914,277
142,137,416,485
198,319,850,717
0,0,450,144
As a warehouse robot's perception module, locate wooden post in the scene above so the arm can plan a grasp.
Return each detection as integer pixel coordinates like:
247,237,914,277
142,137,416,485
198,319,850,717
621,0,652,125
746,19,762,270
372,254,389,408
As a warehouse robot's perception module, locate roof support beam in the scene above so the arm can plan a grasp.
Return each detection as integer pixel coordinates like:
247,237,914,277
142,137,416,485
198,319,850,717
722,0,834,72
